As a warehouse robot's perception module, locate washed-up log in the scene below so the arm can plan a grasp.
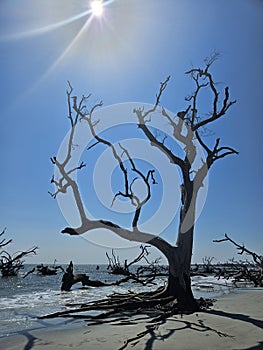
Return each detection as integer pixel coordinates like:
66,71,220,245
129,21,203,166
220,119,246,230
61,261,110,291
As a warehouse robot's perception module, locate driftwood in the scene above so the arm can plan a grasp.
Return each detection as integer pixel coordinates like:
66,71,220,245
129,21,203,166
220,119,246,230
0,228,38,277
0,246,38,277
213,259,263,287
213,234,263,268
201,256,215,273
23,267,36,279
61,261,110,291
106,250,129,275
37,263,64,276
106,245,153,275
23,265,64,278
61,259,170,292
213,234,263,287
106,246,167,286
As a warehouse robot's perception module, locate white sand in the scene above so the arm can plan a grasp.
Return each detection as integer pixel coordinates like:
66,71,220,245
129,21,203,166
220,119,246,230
1,289,262,350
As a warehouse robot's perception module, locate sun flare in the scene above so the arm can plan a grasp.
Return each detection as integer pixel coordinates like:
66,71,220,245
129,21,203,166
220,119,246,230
90,0,104,17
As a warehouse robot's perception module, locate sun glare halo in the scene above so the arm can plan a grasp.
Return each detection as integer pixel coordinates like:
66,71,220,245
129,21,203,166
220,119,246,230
90,0,104,17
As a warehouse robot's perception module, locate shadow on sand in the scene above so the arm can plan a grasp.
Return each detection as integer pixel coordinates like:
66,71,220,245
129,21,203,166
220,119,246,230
119,307,263,350
5,306,263,350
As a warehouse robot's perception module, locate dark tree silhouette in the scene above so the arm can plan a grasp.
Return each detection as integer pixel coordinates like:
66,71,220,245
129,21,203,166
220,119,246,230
214,234,263,286
0,228,38,277
50,54,238,312
106,245,153,275
214,234,263,269
0,228,12,249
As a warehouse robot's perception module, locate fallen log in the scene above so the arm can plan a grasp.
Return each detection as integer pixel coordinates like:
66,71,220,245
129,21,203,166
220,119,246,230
61,261,110,291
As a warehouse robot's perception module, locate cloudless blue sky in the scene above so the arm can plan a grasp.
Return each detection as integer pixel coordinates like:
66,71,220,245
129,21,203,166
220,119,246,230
0,0,262,264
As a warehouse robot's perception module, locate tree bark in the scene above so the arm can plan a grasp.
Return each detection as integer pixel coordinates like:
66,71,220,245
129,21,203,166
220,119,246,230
154,180,198,311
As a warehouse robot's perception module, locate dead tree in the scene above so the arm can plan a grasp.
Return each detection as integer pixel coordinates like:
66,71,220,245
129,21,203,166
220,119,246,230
202,256,215,273
0,228,12,249
106,250,129,275
213,234,263,286
50,54,237,313
0,228,38,277
0,247,38,277
106,246,167,286
214,234,263,268
106,245,152,275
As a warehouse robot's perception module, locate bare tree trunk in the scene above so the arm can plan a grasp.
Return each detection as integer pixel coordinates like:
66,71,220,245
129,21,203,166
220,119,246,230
158,181,198,310
167,237,197,310
151,236,197,310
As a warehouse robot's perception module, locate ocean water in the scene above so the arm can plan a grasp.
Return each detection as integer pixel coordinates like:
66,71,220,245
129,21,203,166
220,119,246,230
0,264,234,337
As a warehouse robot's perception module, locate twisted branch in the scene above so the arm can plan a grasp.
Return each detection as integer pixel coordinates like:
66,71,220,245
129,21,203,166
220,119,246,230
213,234,262,268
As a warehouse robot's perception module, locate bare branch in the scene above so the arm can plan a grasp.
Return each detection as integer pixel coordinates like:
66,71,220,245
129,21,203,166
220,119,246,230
138,76,170,121
0,245,38,277
0,228,6,237
67,161,86,175
66,81,74,127
118,143,157,229
136,109,187,180
146,169,158,184
213,234,263,268
185,54,236,132
161,106,196,167
55,89,161,232
195,130,211,155
87,140,100,150
0,228,12,249
206,138,239,167
204,52,221,69
9,246,38,262
133,77,190,182
213,149,239,161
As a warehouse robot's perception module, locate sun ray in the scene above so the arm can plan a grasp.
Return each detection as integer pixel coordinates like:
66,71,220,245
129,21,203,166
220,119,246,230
31,0,117,81
3,0,118,105
0,10,92,42
37,16,94,84
0,0,116,42
9,15,94,108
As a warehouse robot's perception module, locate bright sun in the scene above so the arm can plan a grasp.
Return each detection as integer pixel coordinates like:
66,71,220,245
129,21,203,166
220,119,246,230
90,0,104,17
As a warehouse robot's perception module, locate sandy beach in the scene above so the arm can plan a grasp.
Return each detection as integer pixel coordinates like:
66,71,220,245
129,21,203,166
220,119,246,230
1,289,262,350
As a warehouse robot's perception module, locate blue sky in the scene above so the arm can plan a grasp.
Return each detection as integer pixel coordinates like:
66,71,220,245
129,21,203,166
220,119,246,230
0,0,262,264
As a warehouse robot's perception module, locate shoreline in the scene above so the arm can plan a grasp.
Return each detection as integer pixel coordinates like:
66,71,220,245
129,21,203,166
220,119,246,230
1,288,262,349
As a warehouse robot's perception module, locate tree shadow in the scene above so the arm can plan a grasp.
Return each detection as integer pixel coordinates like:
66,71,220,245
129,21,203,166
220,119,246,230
144,322,176,350
2,315,77,350
119,313,232,350
203,309,263,330
238,342,263,350
119,307,263,350
5,307,263,350
20,331,38,350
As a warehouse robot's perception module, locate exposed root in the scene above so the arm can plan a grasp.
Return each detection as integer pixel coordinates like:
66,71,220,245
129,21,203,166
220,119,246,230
40,292,175,320
39,287,219,350
40,287,213,323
